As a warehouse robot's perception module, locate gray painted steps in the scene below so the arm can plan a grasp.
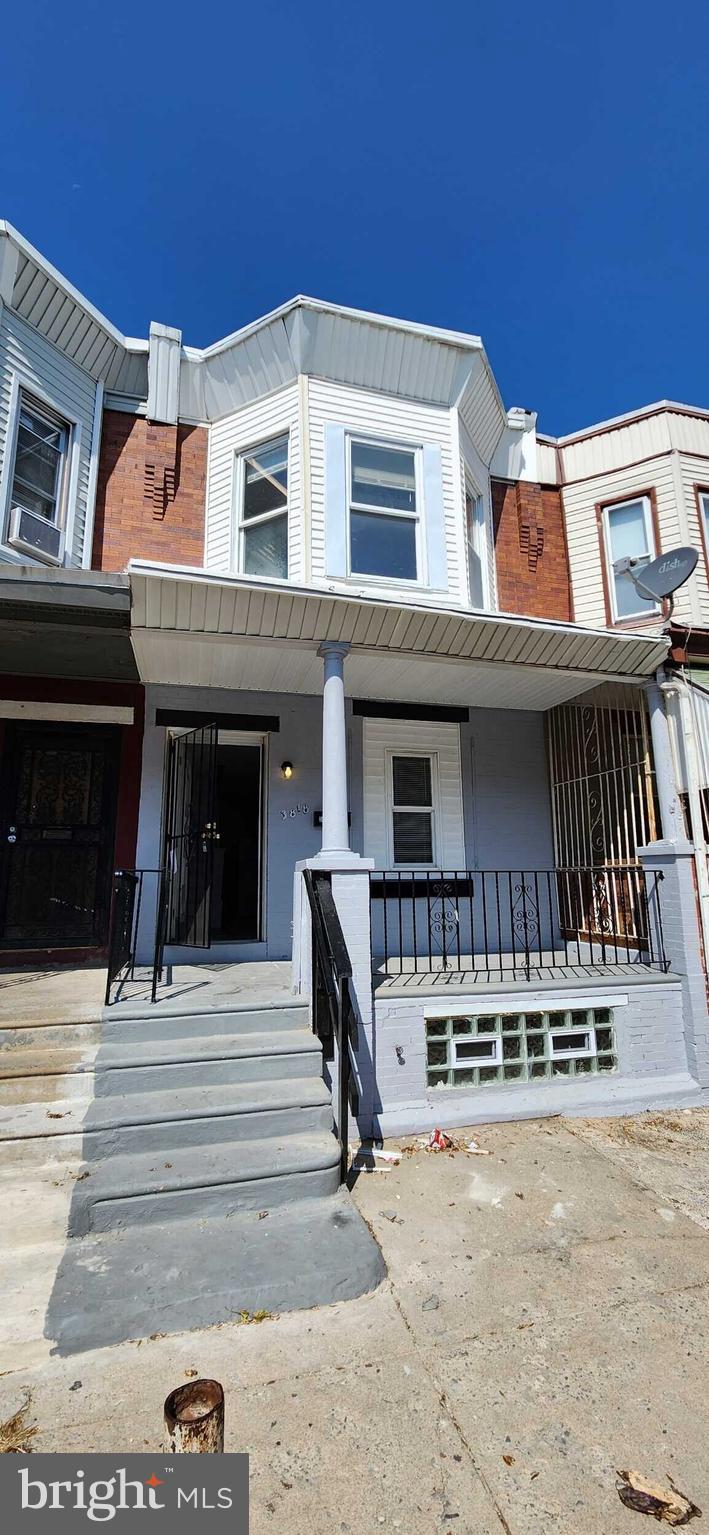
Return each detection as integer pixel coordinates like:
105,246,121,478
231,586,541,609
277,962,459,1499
0,1028,323,1102
46,1188,387,1354
0,1077,335,1161
102,1000,309,1037
70,1131,342,1234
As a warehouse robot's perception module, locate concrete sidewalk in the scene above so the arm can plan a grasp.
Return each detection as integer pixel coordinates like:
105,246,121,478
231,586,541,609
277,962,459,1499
2,1111,708,1534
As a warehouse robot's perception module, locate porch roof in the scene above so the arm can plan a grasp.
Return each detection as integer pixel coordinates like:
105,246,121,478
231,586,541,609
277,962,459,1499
128,563,669,711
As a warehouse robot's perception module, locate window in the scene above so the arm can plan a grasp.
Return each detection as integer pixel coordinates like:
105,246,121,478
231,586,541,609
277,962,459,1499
10,398,68,527
465,484,486,608
390,754,435,865
425,1007,617,1088
699,491,709,558
238,434,288,579
602,497,658,621
348,439,419,581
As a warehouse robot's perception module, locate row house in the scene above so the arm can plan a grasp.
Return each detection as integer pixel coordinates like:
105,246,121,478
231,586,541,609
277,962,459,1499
0,220,707,1163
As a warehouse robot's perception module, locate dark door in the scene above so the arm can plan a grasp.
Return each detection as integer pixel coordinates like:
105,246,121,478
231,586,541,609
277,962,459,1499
211,742,263,941
0,722,120,951
163,723,218,947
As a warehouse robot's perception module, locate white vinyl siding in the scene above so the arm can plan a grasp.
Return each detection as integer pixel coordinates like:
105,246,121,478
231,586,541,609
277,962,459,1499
206,382,301,578
308,377,463,603
363,717,466,869
0,309,99,567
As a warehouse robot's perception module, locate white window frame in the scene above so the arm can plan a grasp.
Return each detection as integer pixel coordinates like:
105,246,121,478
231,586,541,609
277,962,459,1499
385,748,440,869
346,433,425,587
451,1032,502,1069
549,1025,596,1060
602,495,659,623
464,472,490,610
234,432,290,581
0,379,78,566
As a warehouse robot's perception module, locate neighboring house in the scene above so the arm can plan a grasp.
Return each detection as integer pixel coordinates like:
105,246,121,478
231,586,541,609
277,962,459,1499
530,403,709,989
1,219,707,1152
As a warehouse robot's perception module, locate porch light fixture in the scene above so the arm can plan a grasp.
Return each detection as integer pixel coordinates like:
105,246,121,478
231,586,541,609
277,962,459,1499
281,761,293,780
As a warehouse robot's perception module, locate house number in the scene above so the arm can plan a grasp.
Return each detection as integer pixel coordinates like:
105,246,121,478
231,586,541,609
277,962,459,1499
281,803,309,819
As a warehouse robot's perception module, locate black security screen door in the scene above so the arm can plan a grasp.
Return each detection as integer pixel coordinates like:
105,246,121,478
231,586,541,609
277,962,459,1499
163,723,218,947
0,722,120,951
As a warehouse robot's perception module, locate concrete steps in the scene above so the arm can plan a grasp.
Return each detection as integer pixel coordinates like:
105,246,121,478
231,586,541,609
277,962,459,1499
0,1027,323,1103
70,1132,342,1234
0,987,383,1346
0,1076,335,1162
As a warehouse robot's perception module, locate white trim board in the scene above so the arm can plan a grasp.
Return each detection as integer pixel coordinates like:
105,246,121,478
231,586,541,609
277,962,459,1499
0,700,134,725
423,991,631,1017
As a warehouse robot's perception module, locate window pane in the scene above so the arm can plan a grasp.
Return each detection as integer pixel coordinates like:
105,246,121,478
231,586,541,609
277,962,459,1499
243,512,288,578
393,811,433,864
466,492,485,607
392,755,432,807
243,436,288,522
351,442,416,512
350,510,417,579
607,502,655,617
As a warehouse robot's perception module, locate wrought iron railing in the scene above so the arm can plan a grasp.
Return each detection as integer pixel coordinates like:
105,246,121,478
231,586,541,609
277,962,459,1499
104,868,166,1006
303,870,359,1183
369,866,668,979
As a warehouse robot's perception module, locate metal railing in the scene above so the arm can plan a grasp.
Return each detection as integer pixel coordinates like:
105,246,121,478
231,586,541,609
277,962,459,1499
369,865,668,980
303,870,359,1183
104,868,166,1006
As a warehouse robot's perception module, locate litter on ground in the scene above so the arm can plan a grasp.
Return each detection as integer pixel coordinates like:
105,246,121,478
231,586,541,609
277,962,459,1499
616,1469,702,1525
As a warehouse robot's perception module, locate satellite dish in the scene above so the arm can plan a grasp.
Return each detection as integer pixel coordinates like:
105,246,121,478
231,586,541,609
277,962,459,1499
614,545,699,616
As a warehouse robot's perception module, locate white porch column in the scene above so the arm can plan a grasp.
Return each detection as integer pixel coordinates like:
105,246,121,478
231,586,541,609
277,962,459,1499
318,640,351,858
645,680,684,841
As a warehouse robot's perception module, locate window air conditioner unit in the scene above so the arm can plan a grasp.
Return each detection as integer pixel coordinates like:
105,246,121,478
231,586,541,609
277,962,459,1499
8,505,63,564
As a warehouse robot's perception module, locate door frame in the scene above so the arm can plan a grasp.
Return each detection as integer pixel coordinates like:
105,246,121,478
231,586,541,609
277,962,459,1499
214,729,268,945
0,718,121,954
162,727,268,948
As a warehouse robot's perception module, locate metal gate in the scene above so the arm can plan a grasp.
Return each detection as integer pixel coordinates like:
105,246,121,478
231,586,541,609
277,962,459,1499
547,687,658,945
161,723,218,949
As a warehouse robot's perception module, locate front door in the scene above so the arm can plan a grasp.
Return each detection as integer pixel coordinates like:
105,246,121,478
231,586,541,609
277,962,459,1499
211,736,264,942
0,721,120,951
163,723,218,947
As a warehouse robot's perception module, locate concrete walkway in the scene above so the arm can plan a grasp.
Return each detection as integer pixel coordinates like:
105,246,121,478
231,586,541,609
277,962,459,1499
2,1110,708,1534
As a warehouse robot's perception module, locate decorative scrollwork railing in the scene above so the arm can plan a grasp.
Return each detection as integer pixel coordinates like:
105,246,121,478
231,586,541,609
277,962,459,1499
369,866,668,979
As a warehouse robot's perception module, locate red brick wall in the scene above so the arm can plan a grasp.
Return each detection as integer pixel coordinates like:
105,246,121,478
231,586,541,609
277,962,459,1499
92,411,208,571
491,479,572,621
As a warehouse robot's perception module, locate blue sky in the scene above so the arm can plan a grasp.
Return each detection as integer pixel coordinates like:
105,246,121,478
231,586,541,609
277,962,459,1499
2,0,708,435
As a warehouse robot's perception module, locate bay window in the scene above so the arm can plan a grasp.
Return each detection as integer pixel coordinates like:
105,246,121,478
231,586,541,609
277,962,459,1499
348,439,419,582
238,434,289,579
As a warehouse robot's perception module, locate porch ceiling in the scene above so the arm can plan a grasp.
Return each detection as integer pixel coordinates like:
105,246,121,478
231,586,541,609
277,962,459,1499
129,565,669,711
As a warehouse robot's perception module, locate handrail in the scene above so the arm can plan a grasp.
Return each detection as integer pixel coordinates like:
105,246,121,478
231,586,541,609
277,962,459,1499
104,867,167,1006
303,869,358,1183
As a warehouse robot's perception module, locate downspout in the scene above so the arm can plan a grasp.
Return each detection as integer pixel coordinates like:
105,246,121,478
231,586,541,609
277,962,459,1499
658,670,709,970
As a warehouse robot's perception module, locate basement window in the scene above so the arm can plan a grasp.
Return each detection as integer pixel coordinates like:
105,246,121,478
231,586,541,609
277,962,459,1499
425,1007,617,1088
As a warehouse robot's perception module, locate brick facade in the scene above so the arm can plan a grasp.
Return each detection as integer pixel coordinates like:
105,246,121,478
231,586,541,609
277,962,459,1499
491,479,572,621
92,411,208,571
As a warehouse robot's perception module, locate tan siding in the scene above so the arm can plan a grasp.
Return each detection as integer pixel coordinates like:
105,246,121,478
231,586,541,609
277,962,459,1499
562,455,682,629
559,414,673,482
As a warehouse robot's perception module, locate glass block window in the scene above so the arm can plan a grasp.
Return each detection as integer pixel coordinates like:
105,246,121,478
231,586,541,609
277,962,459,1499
425,1007,617,1088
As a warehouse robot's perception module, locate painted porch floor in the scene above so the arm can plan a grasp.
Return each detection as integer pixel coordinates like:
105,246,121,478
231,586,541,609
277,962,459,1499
373,953,678,997
0,960,295,1029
